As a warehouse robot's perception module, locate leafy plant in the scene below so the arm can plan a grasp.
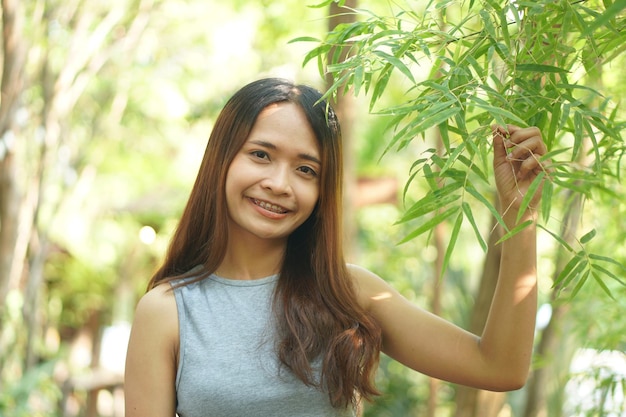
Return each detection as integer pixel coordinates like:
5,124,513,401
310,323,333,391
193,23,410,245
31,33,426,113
297,0,626,296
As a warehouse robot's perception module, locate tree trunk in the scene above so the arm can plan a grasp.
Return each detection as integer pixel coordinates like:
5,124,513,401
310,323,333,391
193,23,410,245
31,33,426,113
326,0,358,259
0,0,27,309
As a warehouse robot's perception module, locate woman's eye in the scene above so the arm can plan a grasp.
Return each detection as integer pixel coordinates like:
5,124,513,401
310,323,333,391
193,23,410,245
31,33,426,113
298,166,318,177
251,150,269,160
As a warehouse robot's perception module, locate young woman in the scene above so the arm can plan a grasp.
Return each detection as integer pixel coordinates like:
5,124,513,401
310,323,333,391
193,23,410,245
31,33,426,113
124,78,548,417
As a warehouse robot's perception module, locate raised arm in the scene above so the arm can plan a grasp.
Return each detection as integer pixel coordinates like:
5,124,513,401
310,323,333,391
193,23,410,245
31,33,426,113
479,124,547,384
124,284,179,417
353,124,547,390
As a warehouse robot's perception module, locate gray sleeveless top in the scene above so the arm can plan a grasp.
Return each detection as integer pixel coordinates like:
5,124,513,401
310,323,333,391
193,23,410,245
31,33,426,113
172,274,355,417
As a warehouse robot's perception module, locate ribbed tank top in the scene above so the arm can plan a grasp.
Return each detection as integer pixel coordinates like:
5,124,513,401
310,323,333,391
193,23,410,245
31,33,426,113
172,274,355,417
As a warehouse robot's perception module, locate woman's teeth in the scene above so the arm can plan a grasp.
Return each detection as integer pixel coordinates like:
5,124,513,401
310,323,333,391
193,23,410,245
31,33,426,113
253,199,287,214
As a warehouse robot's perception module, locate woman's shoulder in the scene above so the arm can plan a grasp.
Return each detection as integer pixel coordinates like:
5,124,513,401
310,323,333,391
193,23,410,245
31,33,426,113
346,263,395,311
132,283,179,347
138,283,177,311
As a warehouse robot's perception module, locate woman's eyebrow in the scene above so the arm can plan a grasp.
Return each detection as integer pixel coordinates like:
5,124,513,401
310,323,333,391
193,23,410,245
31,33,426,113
300,153,322,166
248,140,321,165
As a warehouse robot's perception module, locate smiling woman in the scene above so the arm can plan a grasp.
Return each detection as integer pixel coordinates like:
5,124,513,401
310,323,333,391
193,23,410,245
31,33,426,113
224,102,321,243
124,78,549,417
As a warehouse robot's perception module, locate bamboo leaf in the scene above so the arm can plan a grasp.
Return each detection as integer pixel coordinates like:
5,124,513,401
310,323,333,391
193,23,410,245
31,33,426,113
439,122,451,152
537,224,574,253
422,163,439,191
402,170,421,204
496,220,533,245
398,182,463,223
516,171,546,223
458,154,489,183
288,36,321,43
440,144,466,176
469,98,528,126
371,65,393,110
398,206,460,244
540,177,553,224
580,229,597,244
465,185,505,228
581,0,626,35
590,271,615,299
302,44,332,67
554,252,585,287
515,64,569,73
541,147,572,161
573,111,583,160
569,268,590,299
385,106,461,153
462,202,488,252
353,64,364,96
589,254,626,274
441,212,464,279
372,50,416,83
547,103,561,150
590,262,626,286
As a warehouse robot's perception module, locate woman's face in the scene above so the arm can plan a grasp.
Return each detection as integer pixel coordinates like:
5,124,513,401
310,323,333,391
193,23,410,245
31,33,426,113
224,102,321,244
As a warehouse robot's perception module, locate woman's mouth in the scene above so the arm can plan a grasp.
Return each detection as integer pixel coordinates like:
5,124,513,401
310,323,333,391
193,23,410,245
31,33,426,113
251,198,289,214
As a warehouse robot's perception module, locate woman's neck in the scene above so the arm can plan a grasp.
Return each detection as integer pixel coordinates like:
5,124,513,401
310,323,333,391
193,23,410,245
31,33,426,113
215,235,285,280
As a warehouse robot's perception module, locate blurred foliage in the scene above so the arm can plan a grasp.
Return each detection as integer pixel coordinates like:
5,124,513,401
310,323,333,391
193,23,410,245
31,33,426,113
1,0,328,415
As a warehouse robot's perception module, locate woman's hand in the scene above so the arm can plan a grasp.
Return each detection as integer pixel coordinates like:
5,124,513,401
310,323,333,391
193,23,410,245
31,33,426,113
492,124,549,221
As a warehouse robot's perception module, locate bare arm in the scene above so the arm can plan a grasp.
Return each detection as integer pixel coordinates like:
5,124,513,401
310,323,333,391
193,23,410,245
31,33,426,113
478,124,547,386
124,284,179,417
354,125,547,390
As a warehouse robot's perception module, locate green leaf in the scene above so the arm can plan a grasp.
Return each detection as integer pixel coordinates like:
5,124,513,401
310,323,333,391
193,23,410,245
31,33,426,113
398,206,460,244
573,111,583,160
440,144,466,176
541,147,572,161
496,220,533,245
516,171,546,223
465,185,505,229
498,8,511,49
288,36,321,43
569,268,590,299
590,271,615,299
462,202,488,252
372,50,416,83
581,0,626,35
537,224,574,253
480,9,497,39
469,97,528,126
515,64,569,73
554,252,584,287
588,254,626,274
589,262,626,286
385,106,461,154
580,229,597,244
422,163,439,191
308,0,336,8
439,122,451,152
441,212,464,279
353,64,364,96
458,154,489,183
397,183,463,223
540,178,553,223
302,44,332,67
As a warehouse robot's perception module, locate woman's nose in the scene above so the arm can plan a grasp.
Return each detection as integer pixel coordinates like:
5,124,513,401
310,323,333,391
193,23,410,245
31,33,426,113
261,165,292,195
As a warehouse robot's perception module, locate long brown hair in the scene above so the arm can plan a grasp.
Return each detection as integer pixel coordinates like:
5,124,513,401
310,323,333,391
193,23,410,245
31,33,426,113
149,78,381,408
